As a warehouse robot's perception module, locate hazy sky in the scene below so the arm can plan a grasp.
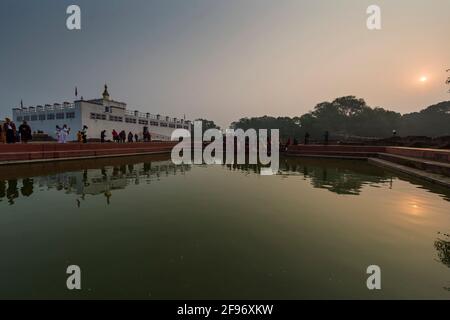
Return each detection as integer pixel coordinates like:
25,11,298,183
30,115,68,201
1,0,449,127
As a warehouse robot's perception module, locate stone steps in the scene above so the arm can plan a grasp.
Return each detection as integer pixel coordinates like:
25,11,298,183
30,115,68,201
286,150,378,159
369,158,450,188
377,153,450,177
384,146,450,163
285,145,450,186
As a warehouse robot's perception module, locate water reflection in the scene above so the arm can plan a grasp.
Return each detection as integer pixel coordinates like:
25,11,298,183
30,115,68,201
435,233,450,268
435,233,450,291
228,157,450,199
0,179,20,205
2,155,449,206
227,158,392,195
0,154,449,298
0,155,190,206
279,157,394,195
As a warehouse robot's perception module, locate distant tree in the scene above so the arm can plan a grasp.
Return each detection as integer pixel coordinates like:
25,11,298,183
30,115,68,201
298,96,400,138
399,101,450,137
231,116,302,140
229,97,450,140
446,69,450,92
193,118,220,135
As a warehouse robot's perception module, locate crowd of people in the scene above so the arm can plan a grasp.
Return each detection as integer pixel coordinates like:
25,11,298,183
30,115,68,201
56,125,71,143
1,119,152,145
111,130,136,143
69,127,149,144
110,129,151,143
1,118,32,144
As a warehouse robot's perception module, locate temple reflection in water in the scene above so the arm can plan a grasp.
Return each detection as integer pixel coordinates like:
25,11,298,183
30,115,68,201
0,155,190,205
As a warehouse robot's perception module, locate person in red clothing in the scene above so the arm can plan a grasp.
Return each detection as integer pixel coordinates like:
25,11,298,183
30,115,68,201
112,129,119,143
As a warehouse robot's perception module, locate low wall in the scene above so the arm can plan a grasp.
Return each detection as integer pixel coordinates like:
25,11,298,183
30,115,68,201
286,145,450,164
0,142,177,163
287,145,387,152
286,145,386,157
384,147,450,163
2,143,449,165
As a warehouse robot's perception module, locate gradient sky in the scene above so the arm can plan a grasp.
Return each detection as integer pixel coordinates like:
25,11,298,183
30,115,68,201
1,0,449,127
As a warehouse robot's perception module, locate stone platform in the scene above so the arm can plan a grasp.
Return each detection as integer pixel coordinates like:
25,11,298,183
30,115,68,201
286,145,450,187
0,142,177,165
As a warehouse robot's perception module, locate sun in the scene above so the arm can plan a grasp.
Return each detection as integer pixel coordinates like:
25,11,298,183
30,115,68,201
419,76,428,82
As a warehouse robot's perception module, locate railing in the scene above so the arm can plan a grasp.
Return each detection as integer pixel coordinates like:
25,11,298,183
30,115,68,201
14,104,75,114
121,110,187,123
13,105,190,125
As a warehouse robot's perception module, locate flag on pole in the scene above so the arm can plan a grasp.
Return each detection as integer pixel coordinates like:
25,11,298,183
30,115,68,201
75,86,78,97
20,99,23,108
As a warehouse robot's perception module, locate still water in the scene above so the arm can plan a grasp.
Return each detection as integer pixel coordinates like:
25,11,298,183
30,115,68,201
0,154,449,299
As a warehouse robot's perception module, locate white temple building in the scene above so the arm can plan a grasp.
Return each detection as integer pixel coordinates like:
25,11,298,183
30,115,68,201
12,85,191,141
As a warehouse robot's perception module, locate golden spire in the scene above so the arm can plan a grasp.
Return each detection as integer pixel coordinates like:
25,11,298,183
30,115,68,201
102,84,110,100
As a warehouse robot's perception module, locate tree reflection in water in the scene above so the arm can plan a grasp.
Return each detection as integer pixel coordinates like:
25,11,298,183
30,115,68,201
281,157,392,195
435,233,450,291
227,159,391,195
227,157,450,200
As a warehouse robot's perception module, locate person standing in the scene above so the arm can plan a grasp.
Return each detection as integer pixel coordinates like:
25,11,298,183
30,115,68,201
285,137,291,152
4,118,16,144
77,131,83,143
0,121,4,143
128,132,133,143
81,125,88,143
324,131,329,145
142,130,150,142
101,130,106,143
143,128,150,142
304,132,310,145
134,133,139,142
15,130,20,143
12,120,17,143
112,129,118,143
56,125,62,143
61,125,70,144
18,121,32,143
120,130,126,143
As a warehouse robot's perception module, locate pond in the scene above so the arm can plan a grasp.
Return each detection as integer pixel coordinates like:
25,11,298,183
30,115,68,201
0,154,449,299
